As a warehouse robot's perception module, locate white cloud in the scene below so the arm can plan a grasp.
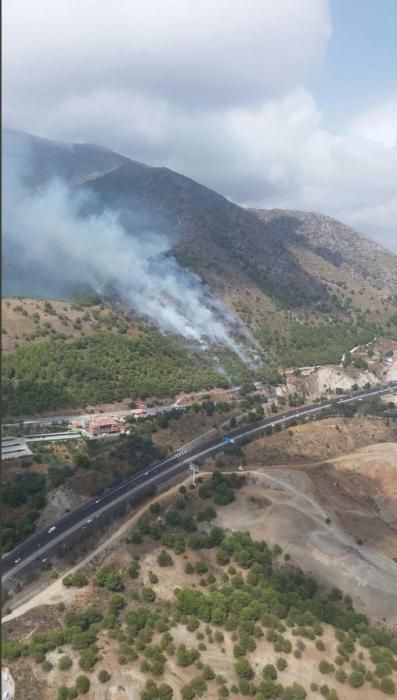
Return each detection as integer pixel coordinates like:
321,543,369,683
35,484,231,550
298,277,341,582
350,98,397,148
3,0,397,252
4,0,330,109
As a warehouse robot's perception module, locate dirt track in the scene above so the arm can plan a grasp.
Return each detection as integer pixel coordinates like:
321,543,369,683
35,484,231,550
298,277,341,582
3,476,193,624
216,468,397,627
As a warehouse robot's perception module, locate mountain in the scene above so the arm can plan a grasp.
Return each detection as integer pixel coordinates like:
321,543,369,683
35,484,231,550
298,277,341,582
3,127,128,186
4,128,397,329
252,208,397,295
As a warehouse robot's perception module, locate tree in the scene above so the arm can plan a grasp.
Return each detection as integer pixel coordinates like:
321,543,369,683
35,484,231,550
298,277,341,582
235,657,254,680
98,670,111,683
79,647,98,671
141,587,156,603
58,655,73,670
263,664,277,681
202,665,215,681
128,561,140,579
282,683,307,699
95,566,123,591
348,671,364,688
157,550,173,567
319,660,334,674
276,658,287,671
381,678,396,695
57,687,69,700
181,686,195,700
63,571,88,588
158,684,174,700
75,675,90,694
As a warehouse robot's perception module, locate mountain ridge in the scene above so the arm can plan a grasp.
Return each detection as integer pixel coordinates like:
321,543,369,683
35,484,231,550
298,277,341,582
4,128,397,329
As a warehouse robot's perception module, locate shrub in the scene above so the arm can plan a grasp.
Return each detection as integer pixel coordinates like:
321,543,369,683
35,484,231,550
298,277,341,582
195,561,208,575
276,658,287,671
63,571,88,588
282,683,307,699
131,532,143,544
58,655,73,671
98,670,111,683
234,657,254,680
95,566,123,591
79,648,98,671
202,665,216,681
335,669,347,683
128,561,140,579
157,550,173,567
381,677,396,695
262,664,277,680
348,671,364,688
75,675,90,694
141,587,156,603
319,660,334,674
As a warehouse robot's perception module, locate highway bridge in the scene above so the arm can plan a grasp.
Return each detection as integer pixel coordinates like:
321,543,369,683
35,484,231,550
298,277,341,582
3,382,396,587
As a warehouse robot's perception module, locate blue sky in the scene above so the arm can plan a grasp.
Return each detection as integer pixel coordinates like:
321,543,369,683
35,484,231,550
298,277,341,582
314,0,397,126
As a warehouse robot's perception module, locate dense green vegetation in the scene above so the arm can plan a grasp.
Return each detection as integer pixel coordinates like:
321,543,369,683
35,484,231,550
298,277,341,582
2,430,165,552
2,332,252,416
2,472,47,552
257,320,376,367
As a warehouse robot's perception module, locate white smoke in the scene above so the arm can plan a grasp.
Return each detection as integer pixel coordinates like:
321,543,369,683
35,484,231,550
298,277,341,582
4,173,258,362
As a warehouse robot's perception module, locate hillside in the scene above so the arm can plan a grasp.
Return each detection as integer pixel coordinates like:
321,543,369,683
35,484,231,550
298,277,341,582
3,129,397,416
1,304,252,417
5,129,397,321
3,464,397,700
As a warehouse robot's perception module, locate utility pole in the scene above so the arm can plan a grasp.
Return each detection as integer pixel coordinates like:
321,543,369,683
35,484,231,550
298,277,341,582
189,462,199,487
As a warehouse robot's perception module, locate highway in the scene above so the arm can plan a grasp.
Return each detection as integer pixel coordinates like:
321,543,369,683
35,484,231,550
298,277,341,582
2,404,180,429
2,382,396,586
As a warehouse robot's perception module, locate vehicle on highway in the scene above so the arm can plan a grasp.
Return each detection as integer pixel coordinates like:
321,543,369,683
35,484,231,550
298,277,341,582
14,557,21,564
3,382,396,585
86,518,92,524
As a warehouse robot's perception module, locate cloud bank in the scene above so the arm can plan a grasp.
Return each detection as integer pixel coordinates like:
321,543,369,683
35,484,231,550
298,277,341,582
3,0,396,251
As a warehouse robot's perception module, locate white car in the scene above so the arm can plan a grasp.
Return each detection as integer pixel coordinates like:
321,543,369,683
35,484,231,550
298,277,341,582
14,557,21,564
95,498,101,504
86,518,92,524
48,526,56,534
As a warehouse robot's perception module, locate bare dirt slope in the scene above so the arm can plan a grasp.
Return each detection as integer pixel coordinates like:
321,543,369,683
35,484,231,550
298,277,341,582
216,468,397,627
1,297,141,351
244,416,396,465
4,455,397,700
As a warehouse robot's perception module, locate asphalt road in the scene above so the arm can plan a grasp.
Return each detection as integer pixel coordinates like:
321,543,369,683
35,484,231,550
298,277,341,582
3,382,396,586
2,403,181,429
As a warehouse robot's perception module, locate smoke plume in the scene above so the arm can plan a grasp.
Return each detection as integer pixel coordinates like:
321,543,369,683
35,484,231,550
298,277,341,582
3,150,258,363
